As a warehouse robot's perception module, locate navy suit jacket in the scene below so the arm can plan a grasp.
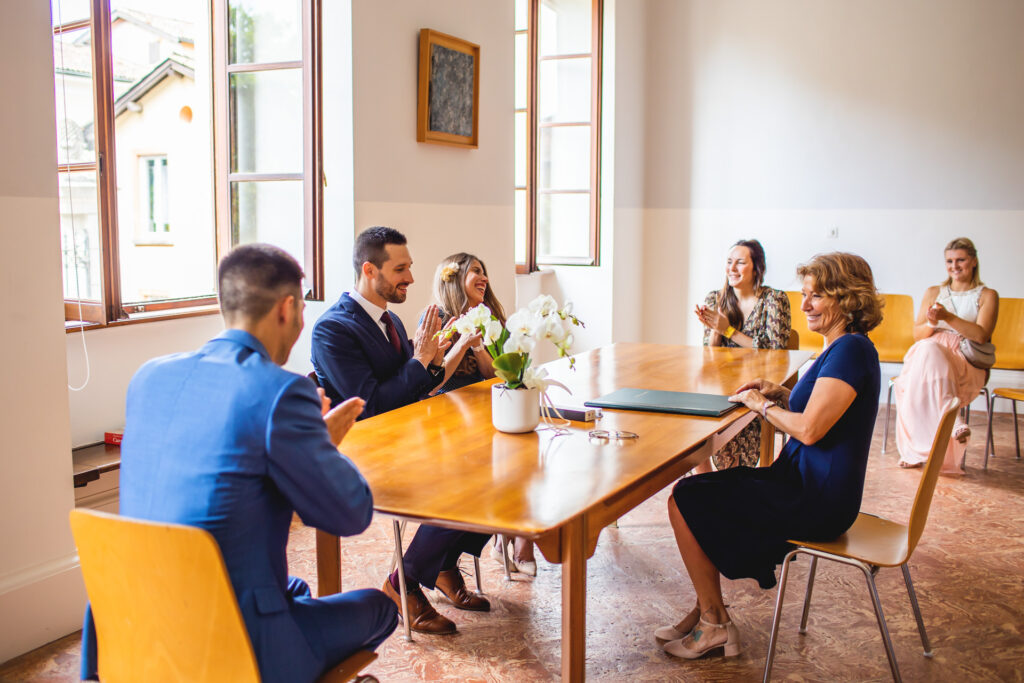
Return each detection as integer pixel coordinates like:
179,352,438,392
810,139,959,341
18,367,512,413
82,330,375,682
311,292,434,418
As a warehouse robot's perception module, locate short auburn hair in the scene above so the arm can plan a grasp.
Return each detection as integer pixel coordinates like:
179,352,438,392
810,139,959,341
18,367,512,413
796,252,884,334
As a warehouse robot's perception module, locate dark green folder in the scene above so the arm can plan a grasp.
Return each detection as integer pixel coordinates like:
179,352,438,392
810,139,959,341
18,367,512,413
584,388,741,417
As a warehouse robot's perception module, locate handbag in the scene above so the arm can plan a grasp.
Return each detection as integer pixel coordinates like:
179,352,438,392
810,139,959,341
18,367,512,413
959,337,996,369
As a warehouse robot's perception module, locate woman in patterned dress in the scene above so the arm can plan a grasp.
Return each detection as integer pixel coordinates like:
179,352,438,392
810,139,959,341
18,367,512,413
693,239,792,469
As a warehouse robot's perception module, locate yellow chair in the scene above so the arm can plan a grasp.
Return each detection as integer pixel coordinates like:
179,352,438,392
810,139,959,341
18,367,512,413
69,509,378,683
763,398,959,683
982,298,1024,469
872,294,918,454
869,294,916,364
985,387,1023,466
785,291,823,356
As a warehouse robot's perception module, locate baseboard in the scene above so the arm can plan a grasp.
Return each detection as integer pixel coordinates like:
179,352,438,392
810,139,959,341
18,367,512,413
0,554,86,665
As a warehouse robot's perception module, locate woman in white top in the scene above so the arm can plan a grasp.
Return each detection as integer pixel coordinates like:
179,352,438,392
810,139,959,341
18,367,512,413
894,237,999,472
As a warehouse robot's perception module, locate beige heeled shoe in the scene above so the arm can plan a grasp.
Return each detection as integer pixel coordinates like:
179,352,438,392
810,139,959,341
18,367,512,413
664,616,741,659
654,606,700,643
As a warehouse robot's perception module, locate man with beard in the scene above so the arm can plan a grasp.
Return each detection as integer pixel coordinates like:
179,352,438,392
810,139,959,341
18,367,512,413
311,226,492,636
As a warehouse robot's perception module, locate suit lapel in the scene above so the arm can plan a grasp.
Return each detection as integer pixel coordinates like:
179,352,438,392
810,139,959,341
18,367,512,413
340,293,406,360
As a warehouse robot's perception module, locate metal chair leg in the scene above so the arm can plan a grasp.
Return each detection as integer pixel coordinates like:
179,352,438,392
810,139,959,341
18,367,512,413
882,380,894,454
763,549,798,683
473,555,483,593
901,564,932,657
389,520,407,572
985,391,996,470
1014,399,1021,460
392,520,412,642
499,534,512,581
860,562,902,682
799,555,818,634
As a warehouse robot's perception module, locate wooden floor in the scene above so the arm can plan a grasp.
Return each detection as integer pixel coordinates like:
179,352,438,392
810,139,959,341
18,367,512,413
2,407,1022,682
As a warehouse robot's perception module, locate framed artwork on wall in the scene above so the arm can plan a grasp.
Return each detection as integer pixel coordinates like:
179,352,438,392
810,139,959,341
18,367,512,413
417,29,480,148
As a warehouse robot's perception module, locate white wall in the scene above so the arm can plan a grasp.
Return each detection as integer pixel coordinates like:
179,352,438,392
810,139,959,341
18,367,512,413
0,1,86,662
349,0,514,333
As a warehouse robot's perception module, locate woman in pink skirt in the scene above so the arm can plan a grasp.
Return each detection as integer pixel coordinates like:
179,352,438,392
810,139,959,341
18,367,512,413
894,238,999,473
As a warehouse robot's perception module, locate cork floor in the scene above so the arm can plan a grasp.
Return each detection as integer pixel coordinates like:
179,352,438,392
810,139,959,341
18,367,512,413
2,407,1022,682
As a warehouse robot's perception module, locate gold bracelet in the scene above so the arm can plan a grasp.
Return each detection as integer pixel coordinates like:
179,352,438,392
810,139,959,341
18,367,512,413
724,325,737,339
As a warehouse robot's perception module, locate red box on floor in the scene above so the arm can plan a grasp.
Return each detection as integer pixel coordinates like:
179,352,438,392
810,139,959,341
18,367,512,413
103,430,123,446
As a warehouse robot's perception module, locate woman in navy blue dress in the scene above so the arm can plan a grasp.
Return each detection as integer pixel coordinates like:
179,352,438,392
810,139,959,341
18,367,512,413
656,252,883,660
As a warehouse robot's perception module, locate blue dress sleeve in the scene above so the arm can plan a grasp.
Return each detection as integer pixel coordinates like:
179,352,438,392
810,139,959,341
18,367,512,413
815,335,873,395
265,376,374,536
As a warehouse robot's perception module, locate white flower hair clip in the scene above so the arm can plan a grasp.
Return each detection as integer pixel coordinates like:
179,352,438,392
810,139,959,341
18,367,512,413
440,262,460,282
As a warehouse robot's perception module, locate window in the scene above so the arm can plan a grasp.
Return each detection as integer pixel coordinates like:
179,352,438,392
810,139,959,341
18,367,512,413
140,155,169,234
52,0,323,327
215,0,324,300
514,0,603,272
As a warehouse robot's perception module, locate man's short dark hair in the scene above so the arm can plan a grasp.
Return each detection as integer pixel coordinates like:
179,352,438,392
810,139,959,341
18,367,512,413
353,226,407,277
218,244,304,321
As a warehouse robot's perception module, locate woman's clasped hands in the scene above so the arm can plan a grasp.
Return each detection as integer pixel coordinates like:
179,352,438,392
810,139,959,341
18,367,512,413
728,378,787,413
694,304,731,336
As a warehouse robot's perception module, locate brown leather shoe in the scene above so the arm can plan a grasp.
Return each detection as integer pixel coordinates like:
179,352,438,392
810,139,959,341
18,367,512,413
435,568,491,612
382,579,456,635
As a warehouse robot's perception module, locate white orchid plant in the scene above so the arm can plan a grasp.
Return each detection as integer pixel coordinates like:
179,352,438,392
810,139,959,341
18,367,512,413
439,294,585,390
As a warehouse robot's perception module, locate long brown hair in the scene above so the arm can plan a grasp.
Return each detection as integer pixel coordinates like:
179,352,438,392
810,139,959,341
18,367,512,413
940,237,982,288
433,252,506,324
717,239,767,329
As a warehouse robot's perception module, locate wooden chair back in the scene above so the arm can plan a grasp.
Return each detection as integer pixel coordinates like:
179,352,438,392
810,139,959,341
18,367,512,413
784,291,824,355
868,293,917,364
907,398,960,557
69,509,261,683
786,329,799,351
991,297,1024,370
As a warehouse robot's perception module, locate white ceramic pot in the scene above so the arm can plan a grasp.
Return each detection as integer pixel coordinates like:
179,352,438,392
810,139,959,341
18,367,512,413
491,384,540,433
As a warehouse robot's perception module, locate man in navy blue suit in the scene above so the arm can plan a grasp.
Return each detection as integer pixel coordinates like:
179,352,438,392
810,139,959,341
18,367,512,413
81,244,397,682
311,226,492,635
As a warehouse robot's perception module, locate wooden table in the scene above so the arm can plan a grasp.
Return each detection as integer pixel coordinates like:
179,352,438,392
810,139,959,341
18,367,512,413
317,343,810,681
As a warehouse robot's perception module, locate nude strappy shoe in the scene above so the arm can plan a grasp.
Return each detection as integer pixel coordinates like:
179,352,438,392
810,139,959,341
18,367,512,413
664,616,741,659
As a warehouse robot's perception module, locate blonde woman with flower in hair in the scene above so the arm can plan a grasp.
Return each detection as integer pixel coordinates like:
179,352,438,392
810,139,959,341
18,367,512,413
423,252,507,395
894,237,999,473
426,253,541,576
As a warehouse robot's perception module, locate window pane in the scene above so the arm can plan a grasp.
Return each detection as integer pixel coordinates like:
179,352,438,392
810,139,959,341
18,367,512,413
515,0,528,32
51,0,90,27
113,0,217,304
514,32,528,111
229,0,302,64
515,189,527,264
515,111,528,188
231,180,305,268
58,170,101,300
537,192,589,262
53,27,95,165
538,57,590,123
539,0,591,57
538,125,590,191
230,69,304,174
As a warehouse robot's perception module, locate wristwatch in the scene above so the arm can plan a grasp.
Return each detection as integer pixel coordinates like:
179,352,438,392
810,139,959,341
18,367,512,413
427,362,445,381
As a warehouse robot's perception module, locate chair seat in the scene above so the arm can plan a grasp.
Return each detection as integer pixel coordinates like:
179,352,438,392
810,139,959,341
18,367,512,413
789,513,910,568
993,387,1024,402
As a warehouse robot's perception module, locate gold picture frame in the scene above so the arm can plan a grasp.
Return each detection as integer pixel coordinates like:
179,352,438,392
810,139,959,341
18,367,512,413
417,29,480,148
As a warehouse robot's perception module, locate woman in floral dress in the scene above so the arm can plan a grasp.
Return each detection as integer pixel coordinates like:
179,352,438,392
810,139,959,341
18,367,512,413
693,239,792,469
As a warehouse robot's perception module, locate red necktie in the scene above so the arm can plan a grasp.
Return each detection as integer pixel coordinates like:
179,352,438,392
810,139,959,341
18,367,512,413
380,312,402,353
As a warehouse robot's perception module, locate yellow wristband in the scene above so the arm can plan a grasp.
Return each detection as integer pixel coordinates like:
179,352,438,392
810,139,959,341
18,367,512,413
724,325,737,339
